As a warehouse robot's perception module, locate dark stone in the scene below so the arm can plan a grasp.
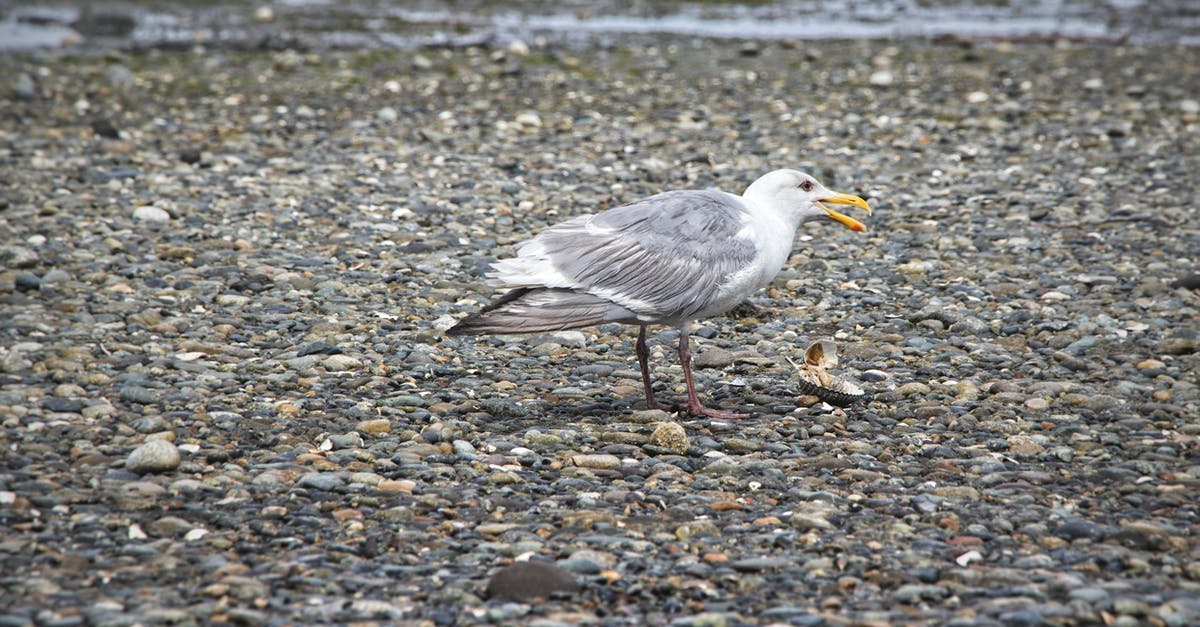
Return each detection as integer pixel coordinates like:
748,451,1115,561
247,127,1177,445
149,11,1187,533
485,561,579,601
1053,518,1109,542
91,117,120,139
72,9,137,37
42,397,86,413
14,273,41,291
1172,273,1200,290
297,341,342,356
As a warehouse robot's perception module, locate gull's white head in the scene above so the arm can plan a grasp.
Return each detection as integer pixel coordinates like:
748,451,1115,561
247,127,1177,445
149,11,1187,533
742,169,871,231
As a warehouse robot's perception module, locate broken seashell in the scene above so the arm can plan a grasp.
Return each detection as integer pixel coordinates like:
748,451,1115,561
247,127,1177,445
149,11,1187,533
789,340,868,407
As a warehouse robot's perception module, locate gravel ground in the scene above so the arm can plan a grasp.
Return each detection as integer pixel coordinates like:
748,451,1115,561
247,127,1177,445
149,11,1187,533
2,33,1199,627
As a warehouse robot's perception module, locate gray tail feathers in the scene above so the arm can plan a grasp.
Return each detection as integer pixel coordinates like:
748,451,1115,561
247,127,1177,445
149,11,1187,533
446,288,637,336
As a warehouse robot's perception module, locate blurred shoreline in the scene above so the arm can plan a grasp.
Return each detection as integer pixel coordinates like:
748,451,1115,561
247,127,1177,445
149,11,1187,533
3,0,1198,53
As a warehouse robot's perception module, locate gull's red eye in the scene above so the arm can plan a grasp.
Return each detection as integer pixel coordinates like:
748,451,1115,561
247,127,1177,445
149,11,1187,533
799,179,815,192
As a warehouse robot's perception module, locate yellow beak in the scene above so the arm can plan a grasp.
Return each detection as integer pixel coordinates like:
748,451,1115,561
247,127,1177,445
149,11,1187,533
817,192,872,231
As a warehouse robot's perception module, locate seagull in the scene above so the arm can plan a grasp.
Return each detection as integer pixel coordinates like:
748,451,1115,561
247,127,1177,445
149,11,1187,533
447,169,871,418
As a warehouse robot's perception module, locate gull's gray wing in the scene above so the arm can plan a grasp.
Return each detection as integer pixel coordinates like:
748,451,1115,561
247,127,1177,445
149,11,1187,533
506,190,760,321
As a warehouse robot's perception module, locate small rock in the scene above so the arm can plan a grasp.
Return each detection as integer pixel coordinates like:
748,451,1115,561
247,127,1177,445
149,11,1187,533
895,583,950,603
649,422,689,453
42,397,85,413
1054,519,1109,541
105,64,135,87
120,386,161,405
1008,435,1045,457
133,206,171,223
126,440,181,474
730,557,789,572
869,70,894,86
2,245,38,268
486,561,579,601
506,39,530,57
1068,586,1111,605
91,117,120,139
694,347,735,368
356,418,391,435
15,73,37,99
571,454,620,469
14,273,41,291
377,106,398,123
515,112,542,128
296,472,346,491
322,355,362,371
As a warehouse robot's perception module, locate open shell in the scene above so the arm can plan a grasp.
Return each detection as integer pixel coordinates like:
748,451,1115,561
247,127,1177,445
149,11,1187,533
789,340,868,408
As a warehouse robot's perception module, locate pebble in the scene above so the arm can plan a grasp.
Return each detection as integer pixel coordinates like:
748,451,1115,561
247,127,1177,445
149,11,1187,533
296,472,346,491
322,355,362,371
693,348,735,368
15,73,36,99
125,440,181,474
869,70,894,86
486,561,579,601
355,418,391,435
132,206,170,223
649,422,689,453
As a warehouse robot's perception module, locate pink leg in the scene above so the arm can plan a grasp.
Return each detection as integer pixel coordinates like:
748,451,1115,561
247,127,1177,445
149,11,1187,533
635,324,662,410
677,322,749,419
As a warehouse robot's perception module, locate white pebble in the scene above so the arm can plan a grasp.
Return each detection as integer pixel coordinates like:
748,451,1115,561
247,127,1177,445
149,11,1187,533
966,91,989,103
126,440,181,474
377,106,398,123
506,39,530,57
869,70,894,86
1180,99,1199,114
133,206,170,223
957,550,983,567
515,112,542,128
184,528,209,542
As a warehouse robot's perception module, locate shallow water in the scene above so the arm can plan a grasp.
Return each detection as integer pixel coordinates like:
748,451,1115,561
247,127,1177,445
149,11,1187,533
2,0,1197,52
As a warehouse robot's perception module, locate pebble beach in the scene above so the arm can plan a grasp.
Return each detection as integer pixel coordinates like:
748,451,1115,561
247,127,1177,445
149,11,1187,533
1,4,1199,626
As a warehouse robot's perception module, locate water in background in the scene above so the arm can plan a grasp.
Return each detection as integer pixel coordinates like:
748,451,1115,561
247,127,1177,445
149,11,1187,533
2,0,1197,51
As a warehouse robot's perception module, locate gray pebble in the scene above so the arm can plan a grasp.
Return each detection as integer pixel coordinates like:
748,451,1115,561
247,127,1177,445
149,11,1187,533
296,472,346,491
729,556,789,572
2,245,38,268
119,386,161,404
14,73,36,99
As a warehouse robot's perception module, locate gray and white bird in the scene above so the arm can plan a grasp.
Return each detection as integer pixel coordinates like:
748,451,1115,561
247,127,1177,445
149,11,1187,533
447,169,871,418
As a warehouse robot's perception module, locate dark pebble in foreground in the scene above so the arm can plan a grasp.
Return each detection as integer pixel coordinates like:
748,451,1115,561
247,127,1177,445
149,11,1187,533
485,561,580,601
1172,273,1200,290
